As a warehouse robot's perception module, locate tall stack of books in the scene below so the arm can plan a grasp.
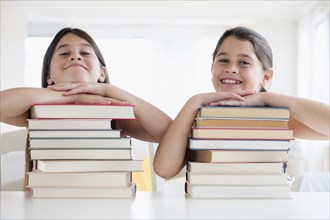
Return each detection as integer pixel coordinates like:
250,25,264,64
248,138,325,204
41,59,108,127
185,106,294,199
26,104,143,198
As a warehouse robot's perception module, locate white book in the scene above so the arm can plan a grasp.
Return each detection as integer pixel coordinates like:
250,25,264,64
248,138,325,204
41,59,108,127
30,104,135,119
28,119,113,130
37,160,143,172
28,171,131,187
30,149,131,160
186,172,291,185
185,182,292,199
187,162,286,175
29,130,121,139
31,184,136,198
29,138,131,149
189,139,291,151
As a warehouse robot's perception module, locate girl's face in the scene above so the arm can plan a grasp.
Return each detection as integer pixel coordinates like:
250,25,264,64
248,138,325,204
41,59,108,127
48,33,105,85
211,36,272,93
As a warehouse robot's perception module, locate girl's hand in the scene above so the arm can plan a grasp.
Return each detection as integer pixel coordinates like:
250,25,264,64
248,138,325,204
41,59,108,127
204,90,255,107
73,94,128,105
49,83,129,105
48,83,106,96
239,92,268,107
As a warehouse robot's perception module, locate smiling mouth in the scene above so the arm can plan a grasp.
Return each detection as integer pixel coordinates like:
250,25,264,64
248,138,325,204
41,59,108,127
220,79,242,84
65,64,87,70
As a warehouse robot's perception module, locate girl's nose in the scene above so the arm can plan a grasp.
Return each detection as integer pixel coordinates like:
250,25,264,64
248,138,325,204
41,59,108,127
225,64,238,74
70,52,82,61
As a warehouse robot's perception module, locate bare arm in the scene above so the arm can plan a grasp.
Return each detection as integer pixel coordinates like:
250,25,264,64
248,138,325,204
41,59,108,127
153,92,247,179
240,92,329,140
0,87,118,127
49,83,173,143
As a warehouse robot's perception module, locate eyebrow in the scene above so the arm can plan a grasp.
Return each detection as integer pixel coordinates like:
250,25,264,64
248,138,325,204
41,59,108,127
55,43,92,52
216,52,254,60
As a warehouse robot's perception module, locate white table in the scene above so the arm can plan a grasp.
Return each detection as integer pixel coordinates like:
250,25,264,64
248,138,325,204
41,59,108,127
1,191,329,219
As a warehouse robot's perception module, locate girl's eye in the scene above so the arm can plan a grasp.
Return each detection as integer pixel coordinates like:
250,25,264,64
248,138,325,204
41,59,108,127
81,51,91,55
59,52,69,56
239,61,250,65
218,59,229,64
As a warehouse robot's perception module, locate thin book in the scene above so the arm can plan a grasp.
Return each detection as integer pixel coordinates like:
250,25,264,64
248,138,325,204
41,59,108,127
31,183,136,199
30,104,135,119
189,139,291,151
198,106,290,119
27,171,131,187
188,150,289,163
36,160,143,172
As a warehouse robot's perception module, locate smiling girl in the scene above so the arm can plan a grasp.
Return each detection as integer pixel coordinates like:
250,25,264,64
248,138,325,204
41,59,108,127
153,26,330,179
0,28,172,143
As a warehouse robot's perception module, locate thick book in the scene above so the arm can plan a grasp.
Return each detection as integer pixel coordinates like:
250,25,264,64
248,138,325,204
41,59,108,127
30,104,135,119
28,171,131,187
188,150,288,163
192,127,294,140
37,160,143,172
189,139,291,151
186,172,290,185
198,106,290,119
29,130,121,138
195,117,288,128
187,162,287,175
28,119,113,130
30,149,131,160
29,138,131,149
185,182,292,199
31,183,136,198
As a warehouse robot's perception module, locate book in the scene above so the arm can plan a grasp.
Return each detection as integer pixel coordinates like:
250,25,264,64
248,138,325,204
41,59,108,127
31,183,136,198
186,172,290,185
194,117,288,128
191,127,294,140
28,119,113,130
189,139,291,151
29,138,131,149
185,182,292,199
30,104,135,119
29,130,121,138
28,171,131,187
188,150,288,163
187,162,287,174
37,160,143,172
30,149,131,160
198,106,290,119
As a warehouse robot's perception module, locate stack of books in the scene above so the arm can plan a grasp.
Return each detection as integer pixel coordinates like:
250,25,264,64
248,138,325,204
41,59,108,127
185,106,294,199
26,104,143,198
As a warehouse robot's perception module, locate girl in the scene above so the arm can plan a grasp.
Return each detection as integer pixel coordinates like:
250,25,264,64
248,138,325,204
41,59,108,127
153,26,330,179
0,27,172,143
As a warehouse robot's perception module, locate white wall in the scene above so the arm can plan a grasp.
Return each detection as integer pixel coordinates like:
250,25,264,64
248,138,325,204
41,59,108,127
0,1,301,133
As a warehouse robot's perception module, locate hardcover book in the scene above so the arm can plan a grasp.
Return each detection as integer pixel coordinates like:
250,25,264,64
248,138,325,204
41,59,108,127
192,127,294,140
188,150,288,163
28,171,131,187
189,139,291,151
198,106,290,119
36,160,143,172
30,104,135,119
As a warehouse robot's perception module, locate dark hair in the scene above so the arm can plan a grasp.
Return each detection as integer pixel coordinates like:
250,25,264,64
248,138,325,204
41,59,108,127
41,27,109,87
212,26,273,71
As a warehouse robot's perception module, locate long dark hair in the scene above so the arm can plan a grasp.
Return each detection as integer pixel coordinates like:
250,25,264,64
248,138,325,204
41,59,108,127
41,27,109,87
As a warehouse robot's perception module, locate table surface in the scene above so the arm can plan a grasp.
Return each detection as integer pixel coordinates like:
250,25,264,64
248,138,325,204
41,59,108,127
1,191,329,219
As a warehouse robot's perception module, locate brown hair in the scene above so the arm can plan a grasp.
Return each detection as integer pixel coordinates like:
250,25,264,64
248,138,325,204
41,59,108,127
212,26,273,71
41,27,109,87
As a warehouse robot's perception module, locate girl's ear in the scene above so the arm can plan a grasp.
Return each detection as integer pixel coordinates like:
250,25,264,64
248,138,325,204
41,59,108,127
261,68,274,89
47,76,54,86
98,66,107,83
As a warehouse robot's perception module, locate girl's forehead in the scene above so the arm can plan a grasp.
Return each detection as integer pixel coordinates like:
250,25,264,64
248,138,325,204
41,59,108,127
56,34,91,49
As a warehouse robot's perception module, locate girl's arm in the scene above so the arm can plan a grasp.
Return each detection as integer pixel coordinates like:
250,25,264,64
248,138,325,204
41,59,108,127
153,92,248,179
0,87,117,127
49,83,173,143
240,92,329,140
